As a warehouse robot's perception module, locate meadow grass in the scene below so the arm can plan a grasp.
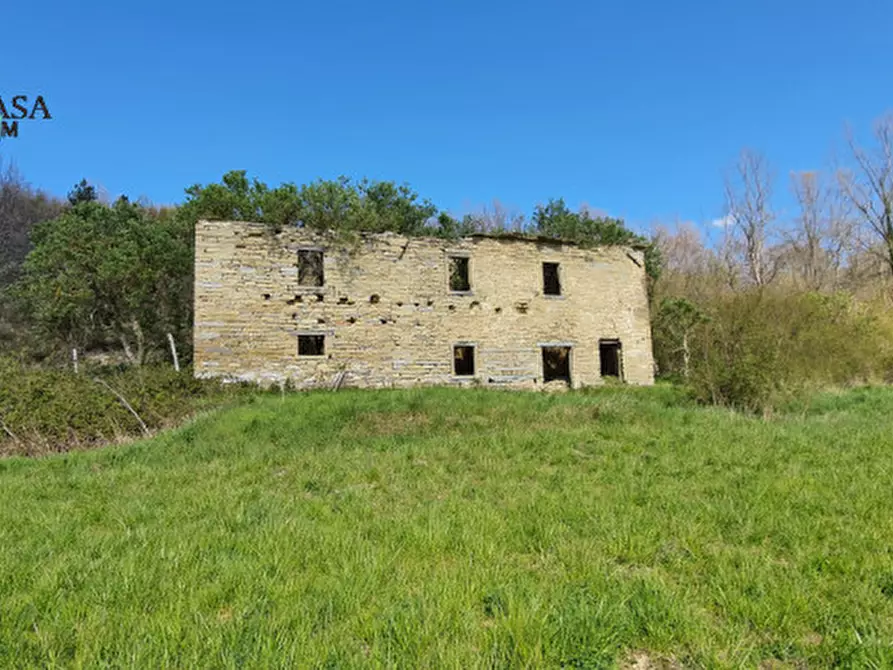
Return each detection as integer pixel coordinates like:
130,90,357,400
2,384,893,668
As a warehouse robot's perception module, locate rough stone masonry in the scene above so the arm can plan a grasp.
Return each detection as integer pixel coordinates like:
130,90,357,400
194,219,655,389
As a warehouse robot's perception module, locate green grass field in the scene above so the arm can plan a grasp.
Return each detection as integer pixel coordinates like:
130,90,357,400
2,385,893,668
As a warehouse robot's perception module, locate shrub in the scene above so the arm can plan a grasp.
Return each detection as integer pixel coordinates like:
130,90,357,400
0,359,255,455
675,290,893,412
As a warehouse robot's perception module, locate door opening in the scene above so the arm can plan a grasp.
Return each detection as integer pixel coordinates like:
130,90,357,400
542,346,571,384
599,340,622,379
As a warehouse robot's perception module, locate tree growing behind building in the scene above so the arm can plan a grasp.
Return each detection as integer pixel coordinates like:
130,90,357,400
180,171,438,236
532,198,661,287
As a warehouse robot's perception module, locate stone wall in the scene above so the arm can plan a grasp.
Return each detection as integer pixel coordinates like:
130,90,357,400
194,220,655,388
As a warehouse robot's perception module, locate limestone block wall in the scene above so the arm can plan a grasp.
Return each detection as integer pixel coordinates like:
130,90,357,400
194,220,655,388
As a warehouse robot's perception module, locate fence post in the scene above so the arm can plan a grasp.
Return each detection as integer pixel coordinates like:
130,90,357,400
167,333,180,373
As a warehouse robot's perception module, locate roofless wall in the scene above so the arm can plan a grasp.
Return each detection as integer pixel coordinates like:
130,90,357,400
194,220,655,388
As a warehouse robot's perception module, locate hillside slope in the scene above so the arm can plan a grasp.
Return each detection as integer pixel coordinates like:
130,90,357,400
2,386,893,668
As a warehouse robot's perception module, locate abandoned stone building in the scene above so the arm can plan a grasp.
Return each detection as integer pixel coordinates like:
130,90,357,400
193,219,655,389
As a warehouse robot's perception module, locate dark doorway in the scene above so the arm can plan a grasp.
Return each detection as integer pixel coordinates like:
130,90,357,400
542,346,571,384
542,262,561,295
599,340,622,378
453,345,475,376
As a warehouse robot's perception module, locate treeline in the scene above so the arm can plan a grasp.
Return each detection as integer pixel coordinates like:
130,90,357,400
1,111,892,435
652,113,893,411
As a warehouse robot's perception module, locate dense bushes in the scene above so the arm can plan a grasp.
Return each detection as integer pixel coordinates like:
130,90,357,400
12,198,193,365
0,359,255,456
654,290,893,412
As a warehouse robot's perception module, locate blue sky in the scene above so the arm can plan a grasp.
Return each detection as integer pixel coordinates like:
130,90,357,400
3,0,891,233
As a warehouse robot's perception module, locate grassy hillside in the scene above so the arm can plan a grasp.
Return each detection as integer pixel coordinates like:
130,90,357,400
2,386,893,668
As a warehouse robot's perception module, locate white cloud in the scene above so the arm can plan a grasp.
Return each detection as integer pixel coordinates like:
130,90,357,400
710,214,736,228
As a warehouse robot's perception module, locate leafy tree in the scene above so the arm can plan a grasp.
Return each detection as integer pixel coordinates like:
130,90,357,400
184,175,658,269
181,171,267,224
67,178,98,205
430,212,480,238
533,198,662,287
652,297,708,380
15,194,192,364
181,171,438,236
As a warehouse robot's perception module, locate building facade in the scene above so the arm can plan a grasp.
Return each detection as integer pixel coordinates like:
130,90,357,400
194,219,655,388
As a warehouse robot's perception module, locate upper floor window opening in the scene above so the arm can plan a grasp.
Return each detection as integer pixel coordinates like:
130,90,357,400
543,262,561,296
298,249,324,287
449,255,471,292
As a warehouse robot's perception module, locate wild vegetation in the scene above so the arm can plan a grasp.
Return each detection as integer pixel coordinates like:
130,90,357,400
0,359,255,456
651,113,893,410
1,112,892,668
3,386,893,667
0,111,891,445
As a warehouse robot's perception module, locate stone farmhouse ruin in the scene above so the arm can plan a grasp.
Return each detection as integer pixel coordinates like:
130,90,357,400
193,219,655,389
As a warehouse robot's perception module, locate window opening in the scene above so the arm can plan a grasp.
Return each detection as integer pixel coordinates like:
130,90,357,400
298,334,325,356
298,249,324,286
449,256,471,292
543,262,561,296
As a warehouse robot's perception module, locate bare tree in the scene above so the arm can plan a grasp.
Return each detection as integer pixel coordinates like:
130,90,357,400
654,221,709,275
652,221,714,297
0,161,32,285
466,199,526,233
715,217,743,291
789,171,854,290
0,158,63,287
838,113,893,279
724,150,779,286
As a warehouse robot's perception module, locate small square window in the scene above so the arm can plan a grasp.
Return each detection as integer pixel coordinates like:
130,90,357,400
298,334,325,356
453,345,475,376
298,249,324,287
543,262,561,296
449,256,471,292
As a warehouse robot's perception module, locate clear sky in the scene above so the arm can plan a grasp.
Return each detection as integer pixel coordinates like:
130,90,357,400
3,0,891,233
